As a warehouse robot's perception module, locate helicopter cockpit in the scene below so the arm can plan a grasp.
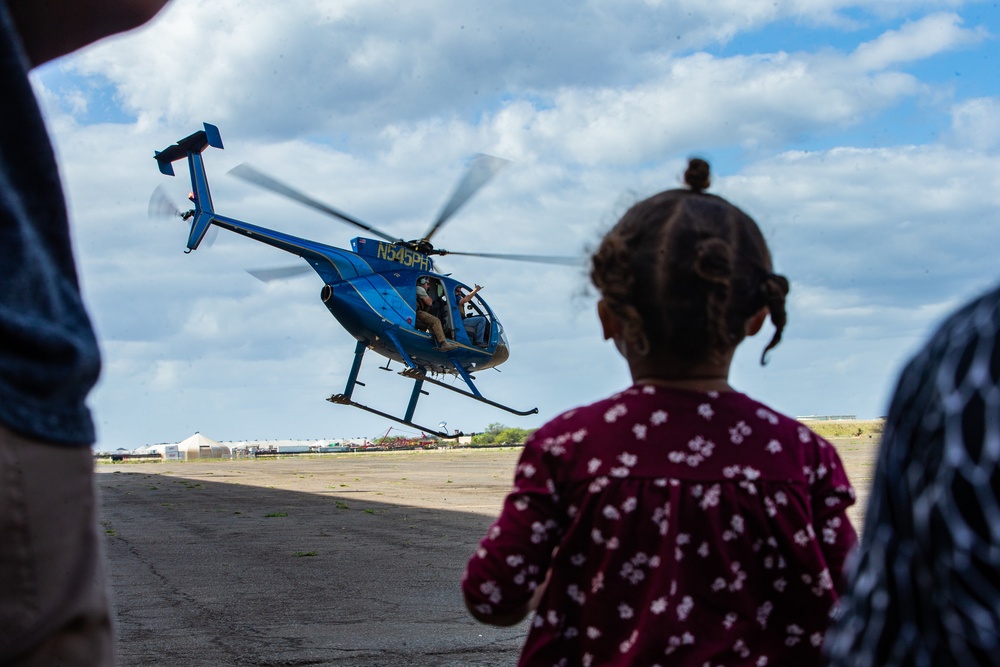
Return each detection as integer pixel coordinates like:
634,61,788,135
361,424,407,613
414,275,494,349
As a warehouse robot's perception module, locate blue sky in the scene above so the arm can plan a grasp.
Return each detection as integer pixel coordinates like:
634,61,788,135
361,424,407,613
26,0,1000,448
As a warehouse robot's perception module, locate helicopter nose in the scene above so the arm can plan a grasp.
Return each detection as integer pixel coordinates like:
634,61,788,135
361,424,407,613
490,342,510,366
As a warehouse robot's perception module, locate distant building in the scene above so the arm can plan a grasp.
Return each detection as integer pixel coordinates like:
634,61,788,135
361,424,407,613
135,433,229,460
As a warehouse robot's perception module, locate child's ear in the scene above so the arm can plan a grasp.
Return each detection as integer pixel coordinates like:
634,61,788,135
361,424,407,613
597,299,621,341
745,308,768,337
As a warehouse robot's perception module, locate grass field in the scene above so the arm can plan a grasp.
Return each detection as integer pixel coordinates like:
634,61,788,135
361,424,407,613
805,419,885,439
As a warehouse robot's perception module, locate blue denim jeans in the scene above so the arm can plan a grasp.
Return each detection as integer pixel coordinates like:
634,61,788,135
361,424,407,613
463,315,487,345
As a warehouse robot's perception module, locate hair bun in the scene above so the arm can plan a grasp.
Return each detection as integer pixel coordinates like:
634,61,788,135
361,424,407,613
761,272,790,299
684,158,711,192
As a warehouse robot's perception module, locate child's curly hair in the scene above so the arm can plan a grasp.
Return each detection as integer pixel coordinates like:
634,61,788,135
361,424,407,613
590,158,789,367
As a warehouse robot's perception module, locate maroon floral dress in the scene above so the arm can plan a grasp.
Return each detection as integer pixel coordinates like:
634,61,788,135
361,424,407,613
463,385,857,666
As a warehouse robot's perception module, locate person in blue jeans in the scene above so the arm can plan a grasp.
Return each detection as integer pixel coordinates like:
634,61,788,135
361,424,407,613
0,1,171,664
456,284,488,347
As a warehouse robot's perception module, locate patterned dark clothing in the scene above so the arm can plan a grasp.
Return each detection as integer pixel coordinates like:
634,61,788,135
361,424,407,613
827,285,1000,666
464,384,857,666
0,4,101,445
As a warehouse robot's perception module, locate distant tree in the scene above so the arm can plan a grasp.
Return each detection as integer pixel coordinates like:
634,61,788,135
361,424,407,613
471,422,504,445
470,424,535,446
470,431,496,446
496,427,532,444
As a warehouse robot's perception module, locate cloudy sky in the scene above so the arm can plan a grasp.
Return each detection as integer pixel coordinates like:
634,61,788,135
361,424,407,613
30,0,1000,448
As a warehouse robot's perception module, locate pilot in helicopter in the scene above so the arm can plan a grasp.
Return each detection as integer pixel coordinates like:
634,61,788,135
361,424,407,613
455,284,488,347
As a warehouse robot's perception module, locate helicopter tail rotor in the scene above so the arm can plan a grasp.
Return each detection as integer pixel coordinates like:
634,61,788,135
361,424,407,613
147,185,218,247
148,184,187,220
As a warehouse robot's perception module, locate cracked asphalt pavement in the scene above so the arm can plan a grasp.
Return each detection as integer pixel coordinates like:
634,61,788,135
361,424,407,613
97,440,875,666
98,448,528,666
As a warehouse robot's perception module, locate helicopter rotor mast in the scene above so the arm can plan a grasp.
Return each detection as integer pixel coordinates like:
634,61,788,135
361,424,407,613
415,153,510,250
229,154,580,268
231,154,510,258
228,163,403,245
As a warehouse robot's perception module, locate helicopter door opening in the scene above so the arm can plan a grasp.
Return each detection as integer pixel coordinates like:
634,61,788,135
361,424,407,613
416,276,455,339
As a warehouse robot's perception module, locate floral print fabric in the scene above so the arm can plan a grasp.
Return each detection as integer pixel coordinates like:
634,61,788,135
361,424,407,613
463,385,857,666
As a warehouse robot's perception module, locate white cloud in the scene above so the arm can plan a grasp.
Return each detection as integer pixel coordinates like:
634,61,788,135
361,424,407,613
473,51,922,164
71,130,1000,445
950,97,1000,149
46,1,980,146
22,1,1000,446
726,146,1000,302
851,12,986,70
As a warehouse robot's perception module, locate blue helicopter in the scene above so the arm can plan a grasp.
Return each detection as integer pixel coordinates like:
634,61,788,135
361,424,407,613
152,123,577,438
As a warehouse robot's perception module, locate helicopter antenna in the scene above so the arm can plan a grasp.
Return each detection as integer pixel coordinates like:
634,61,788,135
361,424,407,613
229,163,404,244
418,154,509,246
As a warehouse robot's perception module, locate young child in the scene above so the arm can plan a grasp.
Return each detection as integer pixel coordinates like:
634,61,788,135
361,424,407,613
462,159,858,666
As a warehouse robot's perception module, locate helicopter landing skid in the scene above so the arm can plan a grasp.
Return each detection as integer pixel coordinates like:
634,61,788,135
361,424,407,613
412,372,539,417
326,392,456,439
378,331,537,417
327,339,538,437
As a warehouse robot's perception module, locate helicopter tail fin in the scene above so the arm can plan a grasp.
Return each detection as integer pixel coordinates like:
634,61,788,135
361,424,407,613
153,123,223,176
153,123,224,251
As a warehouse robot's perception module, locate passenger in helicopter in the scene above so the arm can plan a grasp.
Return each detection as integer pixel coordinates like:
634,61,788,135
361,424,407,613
430,279,453,337
455,285,488,348
416,277,457,351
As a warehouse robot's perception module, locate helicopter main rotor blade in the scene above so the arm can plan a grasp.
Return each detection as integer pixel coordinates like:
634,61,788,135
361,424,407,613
229,163,403,245
438,250,583,266
420,154,510,245
246,265,314,282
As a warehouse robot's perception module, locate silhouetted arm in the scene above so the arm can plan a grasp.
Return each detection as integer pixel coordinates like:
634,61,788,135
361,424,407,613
7,0,170,66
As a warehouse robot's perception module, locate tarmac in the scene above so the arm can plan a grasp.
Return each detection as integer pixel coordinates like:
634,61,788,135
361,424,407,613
98,448,529,666
96,442,876,666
